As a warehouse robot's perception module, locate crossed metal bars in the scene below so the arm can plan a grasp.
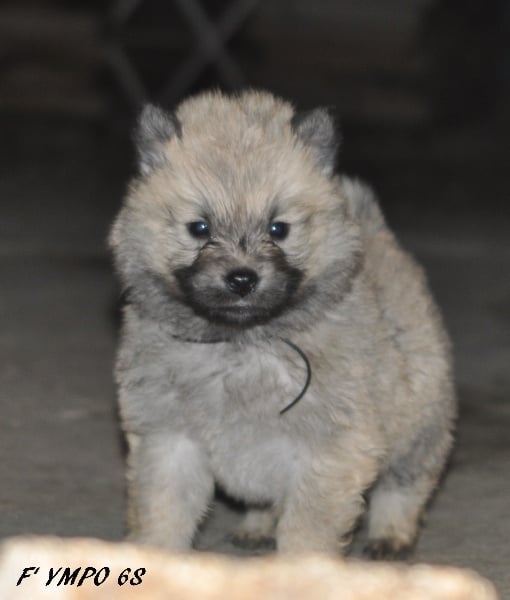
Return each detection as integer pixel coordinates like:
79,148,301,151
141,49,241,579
108,0,258,108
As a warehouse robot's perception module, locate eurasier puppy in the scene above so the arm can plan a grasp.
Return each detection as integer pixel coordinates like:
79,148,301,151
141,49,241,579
110,90,455,558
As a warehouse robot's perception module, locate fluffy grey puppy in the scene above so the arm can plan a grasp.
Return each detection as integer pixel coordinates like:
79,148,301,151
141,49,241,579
109,90,456,558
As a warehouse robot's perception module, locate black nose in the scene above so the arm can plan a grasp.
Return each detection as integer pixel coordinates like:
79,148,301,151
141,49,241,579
225,268,259,297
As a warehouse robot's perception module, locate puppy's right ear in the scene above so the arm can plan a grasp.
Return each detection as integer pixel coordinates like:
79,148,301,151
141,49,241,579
135,104,182,175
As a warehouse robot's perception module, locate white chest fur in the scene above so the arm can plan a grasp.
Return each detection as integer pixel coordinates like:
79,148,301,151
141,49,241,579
170,341,308,503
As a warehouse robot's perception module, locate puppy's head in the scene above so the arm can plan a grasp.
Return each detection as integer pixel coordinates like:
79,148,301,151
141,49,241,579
110,91,361,332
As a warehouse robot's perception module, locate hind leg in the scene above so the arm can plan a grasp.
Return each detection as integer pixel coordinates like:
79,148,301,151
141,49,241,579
365,425,453,560
365,476,431,559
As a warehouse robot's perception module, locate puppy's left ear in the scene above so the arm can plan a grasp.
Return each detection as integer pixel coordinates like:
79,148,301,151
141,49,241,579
291,108,339,176
135,104,182,176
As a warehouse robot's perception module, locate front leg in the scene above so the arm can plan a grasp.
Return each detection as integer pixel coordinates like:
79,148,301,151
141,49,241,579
126,431,214,551
276,442,381,554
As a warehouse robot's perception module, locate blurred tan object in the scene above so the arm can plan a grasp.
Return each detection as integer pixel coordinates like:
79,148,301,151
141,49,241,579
0,536,498,600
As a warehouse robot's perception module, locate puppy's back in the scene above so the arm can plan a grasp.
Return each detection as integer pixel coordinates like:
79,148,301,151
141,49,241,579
341,177,454,416
339,177,386,238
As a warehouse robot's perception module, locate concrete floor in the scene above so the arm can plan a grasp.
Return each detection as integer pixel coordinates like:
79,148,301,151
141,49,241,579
1,125,509,597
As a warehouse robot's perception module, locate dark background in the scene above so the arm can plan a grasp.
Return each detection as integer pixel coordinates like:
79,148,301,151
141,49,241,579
1,0,510,249
2,0,510,223
1,0,509,594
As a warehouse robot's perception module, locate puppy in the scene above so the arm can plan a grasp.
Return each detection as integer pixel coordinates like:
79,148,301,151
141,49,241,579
109,90,456,557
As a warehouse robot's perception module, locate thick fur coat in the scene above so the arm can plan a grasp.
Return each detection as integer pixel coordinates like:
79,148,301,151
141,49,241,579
109,90,456,556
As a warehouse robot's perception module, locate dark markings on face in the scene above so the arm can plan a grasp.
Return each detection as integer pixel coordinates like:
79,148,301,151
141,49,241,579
173,248,304,328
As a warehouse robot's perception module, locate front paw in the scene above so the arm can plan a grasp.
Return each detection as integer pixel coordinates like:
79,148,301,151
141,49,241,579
363,539,414,561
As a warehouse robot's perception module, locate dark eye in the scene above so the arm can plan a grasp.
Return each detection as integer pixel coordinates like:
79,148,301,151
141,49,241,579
187,221,210,238
269,221,290,241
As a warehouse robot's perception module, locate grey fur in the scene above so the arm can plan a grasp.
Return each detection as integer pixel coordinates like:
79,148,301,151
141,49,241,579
135,104,182,175
291,107,338,175
110,90,456,556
